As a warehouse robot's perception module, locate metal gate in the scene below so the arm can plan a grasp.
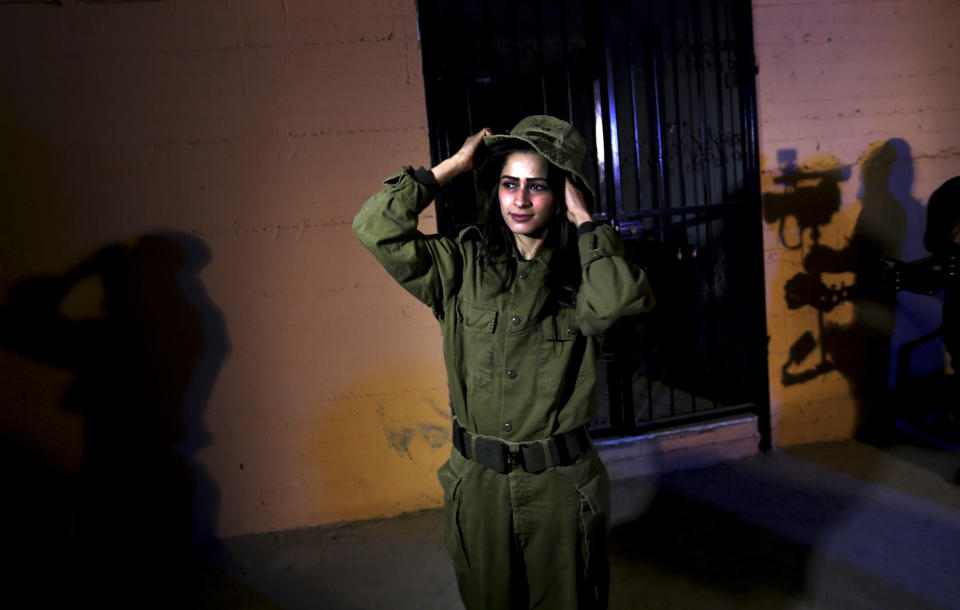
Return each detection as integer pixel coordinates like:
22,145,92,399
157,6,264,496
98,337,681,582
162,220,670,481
418,0,770,448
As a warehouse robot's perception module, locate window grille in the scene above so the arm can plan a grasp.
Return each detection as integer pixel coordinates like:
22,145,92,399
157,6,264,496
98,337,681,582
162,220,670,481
418,0,770,448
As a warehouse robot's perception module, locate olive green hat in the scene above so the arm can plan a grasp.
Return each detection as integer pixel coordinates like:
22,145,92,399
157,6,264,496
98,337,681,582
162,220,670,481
482,114,595,200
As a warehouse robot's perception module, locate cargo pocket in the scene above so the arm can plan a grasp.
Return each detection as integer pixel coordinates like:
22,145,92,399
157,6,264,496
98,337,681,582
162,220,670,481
457,297,497,386
576,463,611,605
437,458,471,570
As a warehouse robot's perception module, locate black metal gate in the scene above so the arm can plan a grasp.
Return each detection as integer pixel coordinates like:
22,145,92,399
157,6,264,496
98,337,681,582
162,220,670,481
418,0,770,449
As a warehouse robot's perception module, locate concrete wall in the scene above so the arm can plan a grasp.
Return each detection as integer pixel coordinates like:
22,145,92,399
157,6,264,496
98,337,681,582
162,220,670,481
753,0,960,445
0,0,447,539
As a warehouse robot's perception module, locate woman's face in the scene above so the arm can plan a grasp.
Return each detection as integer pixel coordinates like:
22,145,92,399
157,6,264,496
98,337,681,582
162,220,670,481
499,151,556,238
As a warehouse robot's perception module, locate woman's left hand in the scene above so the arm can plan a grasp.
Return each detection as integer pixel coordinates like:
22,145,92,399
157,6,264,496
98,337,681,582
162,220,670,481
564,178,593,226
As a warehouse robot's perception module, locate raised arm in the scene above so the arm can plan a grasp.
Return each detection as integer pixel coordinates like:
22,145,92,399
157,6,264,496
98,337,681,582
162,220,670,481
352,129,492,317
566,179,655,335
429,128,492,186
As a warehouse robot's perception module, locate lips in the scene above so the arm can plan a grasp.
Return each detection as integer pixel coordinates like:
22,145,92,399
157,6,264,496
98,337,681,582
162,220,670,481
510,214,534,222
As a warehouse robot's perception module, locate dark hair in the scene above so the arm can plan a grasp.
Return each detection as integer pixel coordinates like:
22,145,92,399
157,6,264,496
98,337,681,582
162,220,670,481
924,176,960,257
477,146,582,306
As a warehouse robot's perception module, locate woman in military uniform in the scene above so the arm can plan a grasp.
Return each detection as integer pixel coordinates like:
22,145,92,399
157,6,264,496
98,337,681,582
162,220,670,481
353,115,654,610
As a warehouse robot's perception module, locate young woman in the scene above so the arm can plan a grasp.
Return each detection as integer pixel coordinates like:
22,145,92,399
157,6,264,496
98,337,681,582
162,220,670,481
353,115,654,610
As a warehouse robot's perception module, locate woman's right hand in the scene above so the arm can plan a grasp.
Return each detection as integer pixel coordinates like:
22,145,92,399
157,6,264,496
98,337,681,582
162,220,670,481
452,128,493,172
430,128,493,186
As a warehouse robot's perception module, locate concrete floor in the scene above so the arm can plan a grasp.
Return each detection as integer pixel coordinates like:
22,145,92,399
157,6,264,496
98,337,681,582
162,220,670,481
190,439,960,610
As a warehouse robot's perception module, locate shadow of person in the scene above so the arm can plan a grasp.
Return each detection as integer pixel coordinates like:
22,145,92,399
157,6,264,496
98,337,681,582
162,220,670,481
885,139,944,385
0,231,229,603
801,140,908,443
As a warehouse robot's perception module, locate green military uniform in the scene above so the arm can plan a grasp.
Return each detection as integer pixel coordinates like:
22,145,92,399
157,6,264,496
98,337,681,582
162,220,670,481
353,118,654,610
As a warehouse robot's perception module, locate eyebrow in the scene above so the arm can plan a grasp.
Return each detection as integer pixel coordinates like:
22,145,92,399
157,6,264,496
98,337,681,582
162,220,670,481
501,174,548,182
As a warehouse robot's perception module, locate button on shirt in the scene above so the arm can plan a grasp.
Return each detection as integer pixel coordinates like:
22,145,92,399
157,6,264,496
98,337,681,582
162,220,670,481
353,166,655,442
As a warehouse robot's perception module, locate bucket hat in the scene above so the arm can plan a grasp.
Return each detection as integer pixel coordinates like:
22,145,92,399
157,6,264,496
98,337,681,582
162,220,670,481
482,115,595,201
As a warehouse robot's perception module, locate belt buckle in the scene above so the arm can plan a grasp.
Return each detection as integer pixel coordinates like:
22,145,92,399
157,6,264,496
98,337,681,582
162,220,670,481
506,446,524,470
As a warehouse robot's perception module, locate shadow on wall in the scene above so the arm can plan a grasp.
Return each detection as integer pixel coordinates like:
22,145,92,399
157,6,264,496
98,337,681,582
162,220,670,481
0,231,229,600
763,139,947,445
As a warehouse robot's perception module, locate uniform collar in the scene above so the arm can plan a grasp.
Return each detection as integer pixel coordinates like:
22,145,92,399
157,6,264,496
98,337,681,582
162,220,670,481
510,239,554,268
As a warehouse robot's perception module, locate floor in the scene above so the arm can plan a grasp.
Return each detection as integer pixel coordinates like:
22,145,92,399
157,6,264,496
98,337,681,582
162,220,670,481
186,439,960,610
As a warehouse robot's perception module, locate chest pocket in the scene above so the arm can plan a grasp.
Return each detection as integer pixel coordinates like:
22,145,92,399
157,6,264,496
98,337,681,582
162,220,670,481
537,307,583,394
458,298,497,386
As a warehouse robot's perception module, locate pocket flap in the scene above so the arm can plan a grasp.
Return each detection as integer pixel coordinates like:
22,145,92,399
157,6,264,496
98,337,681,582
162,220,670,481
458,298,497,333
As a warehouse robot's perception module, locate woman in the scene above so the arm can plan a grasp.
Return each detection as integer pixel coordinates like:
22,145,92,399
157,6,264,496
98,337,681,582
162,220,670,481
353,115,654,609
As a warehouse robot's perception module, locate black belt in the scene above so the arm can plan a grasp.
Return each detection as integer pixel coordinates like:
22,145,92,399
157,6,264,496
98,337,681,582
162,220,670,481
451,418,593,474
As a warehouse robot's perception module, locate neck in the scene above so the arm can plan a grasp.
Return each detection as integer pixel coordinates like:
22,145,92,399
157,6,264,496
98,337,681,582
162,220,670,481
513,230,548,260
